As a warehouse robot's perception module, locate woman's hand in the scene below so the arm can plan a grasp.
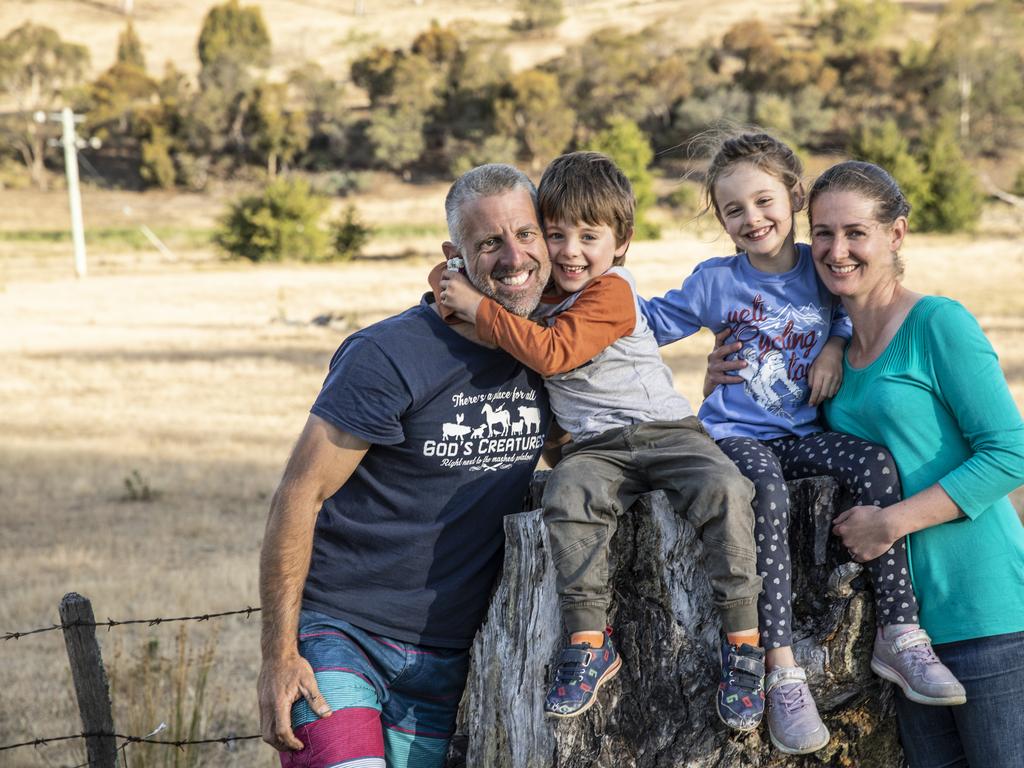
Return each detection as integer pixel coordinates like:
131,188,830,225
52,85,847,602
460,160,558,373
702,328,746,398
807,336,845,406
832,504,900,562
439,270,485,323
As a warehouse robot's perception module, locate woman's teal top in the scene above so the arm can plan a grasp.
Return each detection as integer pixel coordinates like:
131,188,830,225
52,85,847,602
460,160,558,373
824,296,1024,644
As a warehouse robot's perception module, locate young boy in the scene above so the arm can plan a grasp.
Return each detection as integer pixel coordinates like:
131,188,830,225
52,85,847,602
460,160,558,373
438,152,765,729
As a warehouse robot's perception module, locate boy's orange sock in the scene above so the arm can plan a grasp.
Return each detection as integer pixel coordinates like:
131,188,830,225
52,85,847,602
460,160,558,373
570,630,606,648
725,628,761,648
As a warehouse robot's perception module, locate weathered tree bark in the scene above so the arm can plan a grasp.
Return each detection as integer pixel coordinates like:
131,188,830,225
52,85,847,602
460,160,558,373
450,474,903,767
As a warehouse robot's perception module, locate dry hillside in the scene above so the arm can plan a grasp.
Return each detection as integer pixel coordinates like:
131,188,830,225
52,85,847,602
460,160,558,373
0,0,943,81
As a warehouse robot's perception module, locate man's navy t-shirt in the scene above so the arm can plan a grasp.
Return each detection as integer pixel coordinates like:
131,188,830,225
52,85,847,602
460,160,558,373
303,295,550,649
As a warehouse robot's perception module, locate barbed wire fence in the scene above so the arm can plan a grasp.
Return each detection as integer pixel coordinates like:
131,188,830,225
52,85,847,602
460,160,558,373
1,593,265,767
2,606,262,641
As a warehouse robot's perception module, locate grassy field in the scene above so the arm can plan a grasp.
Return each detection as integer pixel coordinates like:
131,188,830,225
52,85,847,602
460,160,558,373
2,179,1023,766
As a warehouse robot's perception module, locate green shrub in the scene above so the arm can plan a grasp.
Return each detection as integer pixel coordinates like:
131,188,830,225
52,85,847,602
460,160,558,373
512,0,564,31
851,119,983,233
584,116,660,239
916,122,983,233
140,126,176,190
312,170,372,197
215,178,328,262
330,204,372,261
850,119,930,221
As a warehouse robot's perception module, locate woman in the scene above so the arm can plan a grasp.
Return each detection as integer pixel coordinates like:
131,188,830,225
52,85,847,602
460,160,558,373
702,159,1024,765
811,161,1024,766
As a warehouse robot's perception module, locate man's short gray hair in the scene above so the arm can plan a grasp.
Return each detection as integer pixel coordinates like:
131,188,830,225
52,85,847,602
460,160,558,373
445,164,538,253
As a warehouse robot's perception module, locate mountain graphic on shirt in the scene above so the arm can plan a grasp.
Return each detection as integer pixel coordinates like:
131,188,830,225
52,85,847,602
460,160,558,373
754,302,825,337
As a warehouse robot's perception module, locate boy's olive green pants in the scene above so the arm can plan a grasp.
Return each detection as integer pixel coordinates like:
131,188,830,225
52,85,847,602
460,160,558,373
542,417,761,635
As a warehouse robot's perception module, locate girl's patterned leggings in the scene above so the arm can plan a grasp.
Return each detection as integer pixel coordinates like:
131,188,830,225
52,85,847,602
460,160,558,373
717,431,920,649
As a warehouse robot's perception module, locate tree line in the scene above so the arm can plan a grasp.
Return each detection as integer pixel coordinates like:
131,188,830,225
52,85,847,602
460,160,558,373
1,0,1022,235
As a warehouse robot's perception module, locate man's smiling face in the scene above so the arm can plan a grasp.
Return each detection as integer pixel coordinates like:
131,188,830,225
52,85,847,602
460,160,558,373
458,189,551,318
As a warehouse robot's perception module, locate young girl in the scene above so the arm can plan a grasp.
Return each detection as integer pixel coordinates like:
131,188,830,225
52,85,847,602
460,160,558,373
641,133,963,755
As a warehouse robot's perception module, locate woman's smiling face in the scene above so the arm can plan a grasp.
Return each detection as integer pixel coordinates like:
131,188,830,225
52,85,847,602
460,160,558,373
809,189,906,300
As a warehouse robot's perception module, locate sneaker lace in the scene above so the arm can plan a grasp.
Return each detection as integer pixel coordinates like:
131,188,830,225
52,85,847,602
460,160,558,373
903,641,940,670
776,682,810,715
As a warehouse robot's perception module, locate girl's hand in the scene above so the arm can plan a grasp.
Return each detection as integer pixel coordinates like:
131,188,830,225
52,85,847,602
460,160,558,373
807,336,845,406
439,270,485,323
832,504,899,562
702,328,746,398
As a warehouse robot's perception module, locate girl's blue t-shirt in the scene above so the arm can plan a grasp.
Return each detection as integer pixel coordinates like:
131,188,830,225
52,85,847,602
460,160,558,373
640,244,850,440
304,296,550,649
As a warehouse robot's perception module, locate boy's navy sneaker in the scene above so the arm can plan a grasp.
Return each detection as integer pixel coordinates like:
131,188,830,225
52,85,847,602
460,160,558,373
716,639,765,731
544,629,622,719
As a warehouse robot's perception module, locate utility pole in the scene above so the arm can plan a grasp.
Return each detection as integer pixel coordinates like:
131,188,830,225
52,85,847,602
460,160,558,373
61,108,87,279
36,108,93,279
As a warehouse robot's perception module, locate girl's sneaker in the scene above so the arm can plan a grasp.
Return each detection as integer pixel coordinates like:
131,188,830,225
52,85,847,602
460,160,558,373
544,628,622,718
871,627,966,706
716,639,765,731
765,666,830,755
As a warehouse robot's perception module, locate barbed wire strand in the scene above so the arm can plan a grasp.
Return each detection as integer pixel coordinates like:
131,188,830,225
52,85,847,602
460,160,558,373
5,730,263,758
66,721,168,768
3,606,261,641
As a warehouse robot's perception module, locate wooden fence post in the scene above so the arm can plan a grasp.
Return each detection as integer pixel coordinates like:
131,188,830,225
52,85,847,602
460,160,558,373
60,592,118,768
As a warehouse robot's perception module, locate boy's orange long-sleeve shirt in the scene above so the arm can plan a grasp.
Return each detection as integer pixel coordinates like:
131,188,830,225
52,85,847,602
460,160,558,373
429,264,692,442
475,274,635,376
427,262,635,374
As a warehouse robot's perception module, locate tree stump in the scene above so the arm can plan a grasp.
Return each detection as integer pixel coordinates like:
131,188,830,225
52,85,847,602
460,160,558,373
451,474,903,767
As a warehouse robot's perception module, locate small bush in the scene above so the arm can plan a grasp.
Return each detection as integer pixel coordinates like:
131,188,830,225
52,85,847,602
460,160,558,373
330,204,372,261
850,119,930,221
140,127,176,190
511,0,564,31
850,119,982,233
311,170,372,197
122,469,159,502
584,116,660,240
916,123,983,233
215,178,329,262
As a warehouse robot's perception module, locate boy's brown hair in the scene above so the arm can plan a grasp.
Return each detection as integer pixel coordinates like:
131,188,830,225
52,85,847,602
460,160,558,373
538,151,635,265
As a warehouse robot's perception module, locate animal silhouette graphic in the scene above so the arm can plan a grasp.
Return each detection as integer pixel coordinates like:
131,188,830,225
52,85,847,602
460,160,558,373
442,413,473,440
480,403,511,436
517,406,541,433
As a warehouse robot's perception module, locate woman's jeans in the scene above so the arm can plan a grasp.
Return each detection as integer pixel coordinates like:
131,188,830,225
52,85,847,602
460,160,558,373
897,630,1024,767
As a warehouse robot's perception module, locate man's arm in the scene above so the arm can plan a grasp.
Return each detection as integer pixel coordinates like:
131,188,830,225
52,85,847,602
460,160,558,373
258,414,369,752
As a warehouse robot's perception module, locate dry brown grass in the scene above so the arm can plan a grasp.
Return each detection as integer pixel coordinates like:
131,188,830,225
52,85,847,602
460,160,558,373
2,180,1023,765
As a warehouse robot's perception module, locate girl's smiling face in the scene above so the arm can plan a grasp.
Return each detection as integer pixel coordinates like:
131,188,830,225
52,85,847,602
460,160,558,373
714,162,799,273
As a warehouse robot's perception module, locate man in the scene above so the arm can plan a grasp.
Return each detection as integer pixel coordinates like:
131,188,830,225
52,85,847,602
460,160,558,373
258,163,552,768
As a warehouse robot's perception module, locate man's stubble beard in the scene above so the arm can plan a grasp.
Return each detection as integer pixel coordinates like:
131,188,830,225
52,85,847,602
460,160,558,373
467,266,544,319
